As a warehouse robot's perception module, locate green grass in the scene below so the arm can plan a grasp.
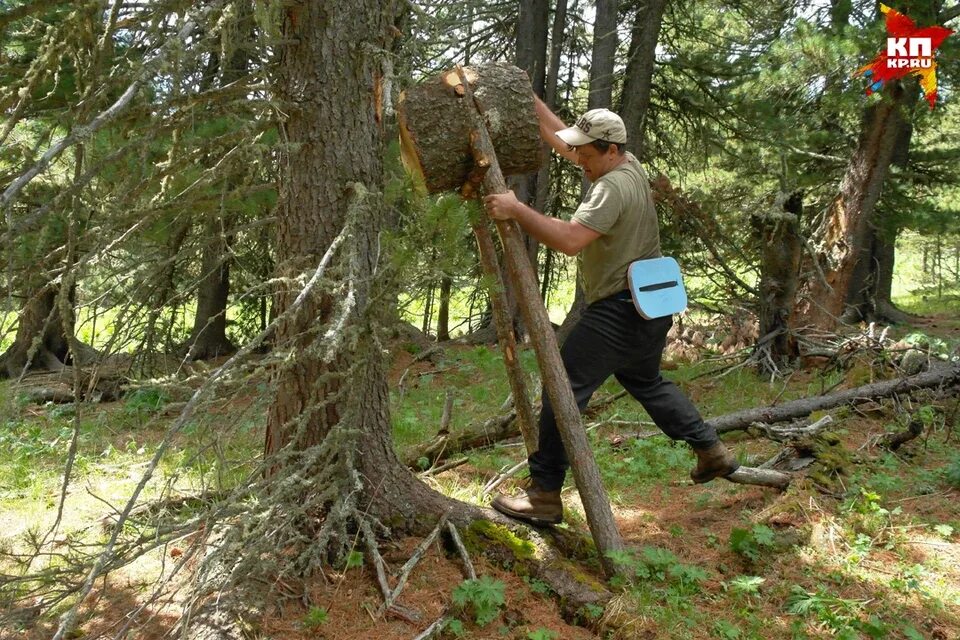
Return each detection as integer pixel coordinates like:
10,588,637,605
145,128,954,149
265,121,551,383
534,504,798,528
390,344,539,456
894,282,960,321
0,380,263,547
892,231,960,318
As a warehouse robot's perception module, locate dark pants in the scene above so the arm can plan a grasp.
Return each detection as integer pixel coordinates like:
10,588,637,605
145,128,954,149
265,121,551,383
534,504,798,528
528,293,719,491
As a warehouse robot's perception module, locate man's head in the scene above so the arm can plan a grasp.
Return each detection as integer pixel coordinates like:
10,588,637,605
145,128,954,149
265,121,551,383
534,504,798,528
556,109,627,147
555,109,628,180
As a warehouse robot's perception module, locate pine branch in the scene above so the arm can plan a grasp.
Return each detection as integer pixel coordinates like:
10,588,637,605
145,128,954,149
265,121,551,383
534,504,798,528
0,0,66,32
0,1,227,216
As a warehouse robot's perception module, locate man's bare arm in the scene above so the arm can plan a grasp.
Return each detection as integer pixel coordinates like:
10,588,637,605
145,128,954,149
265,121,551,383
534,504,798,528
484,191,600,256
534,96,577,163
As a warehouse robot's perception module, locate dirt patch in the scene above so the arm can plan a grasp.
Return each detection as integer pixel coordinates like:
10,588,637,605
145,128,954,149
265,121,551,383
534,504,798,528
260,538,598,640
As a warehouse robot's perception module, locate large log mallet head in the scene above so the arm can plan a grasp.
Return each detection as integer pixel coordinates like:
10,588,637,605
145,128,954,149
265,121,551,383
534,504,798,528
396,62,542,194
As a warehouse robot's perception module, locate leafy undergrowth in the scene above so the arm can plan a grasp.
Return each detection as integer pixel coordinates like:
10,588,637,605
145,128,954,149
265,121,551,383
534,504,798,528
1,317,959,639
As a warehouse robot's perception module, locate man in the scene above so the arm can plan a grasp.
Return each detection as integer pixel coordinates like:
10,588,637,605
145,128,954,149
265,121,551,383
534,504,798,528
483,98,739,526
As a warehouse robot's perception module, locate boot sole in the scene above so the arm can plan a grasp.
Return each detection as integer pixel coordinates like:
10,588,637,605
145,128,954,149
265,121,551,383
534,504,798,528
491,501,563,527
691,461,741,484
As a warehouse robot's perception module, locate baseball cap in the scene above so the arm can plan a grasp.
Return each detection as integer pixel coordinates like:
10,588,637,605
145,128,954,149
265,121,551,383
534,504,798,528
555,108,627,146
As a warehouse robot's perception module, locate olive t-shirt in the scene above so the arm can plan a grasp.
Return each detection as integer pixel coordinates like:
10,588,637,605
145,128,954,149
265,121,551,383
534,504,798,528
572,152,660,304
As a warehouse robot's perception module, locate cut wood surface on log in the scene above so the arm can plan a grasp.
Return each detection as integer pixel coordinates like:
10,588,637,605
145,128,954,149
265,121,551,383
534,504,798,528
397,63,541,193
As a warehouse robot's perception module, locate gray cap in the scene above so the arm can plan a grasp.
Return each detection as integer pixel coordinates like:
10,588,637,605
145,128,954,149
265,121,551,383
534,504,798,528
556,108,627,146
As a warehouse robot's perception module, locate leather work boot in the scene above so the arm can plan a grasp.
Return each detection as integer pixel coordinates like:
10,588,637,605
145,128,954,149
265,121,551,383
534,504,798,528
690,442,740,484
491,483,563,526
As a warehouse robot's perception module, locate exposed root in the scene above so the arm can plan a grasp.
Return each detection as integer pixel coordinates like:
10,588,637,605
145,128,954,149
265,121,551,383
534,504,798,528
381,513,450,615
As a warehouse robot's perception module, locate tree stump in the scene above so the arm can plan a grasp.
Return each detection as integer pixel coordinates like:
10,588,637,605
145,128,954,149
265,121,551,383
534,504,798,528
397,62,541,193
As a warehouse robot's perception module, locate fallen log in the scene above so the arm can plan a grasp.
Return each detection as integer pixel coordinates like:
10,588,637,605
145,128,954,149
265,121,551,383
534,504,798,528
11,366,126,404
879,418,924,451
707,363,960,434
405,365,958,481
747,414,834,442
407,410,518,469
725,466,791,490
402,391,627,469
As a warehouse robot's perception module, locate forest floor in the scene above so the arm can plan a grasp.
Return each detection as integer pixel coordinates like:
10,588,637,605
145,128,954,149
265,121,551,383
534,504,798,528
1,293,959,640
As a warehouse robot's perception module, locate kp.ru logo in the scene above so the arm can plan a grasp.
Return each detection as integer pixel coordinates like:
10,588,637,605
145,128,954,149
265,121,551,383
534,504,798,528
856,4,953,109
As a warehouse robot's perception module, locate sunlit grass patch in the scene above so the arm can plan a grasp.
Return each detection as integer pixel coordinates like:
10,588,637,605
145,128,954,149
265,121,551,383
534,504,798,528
390,344,538,458
894,283,960,319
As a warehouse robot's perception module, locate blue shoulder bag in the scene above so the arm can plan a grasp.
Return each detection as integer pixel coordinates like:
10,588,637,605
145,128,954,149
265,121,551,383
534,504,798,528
626,257,688,320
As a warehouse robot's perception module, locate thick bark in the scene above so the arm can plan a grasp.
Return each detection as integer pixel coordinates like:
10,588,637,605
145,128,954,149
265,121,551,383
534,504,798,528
754,191,803,362
791,81,916,330
264,2,451,530
397,63,541,194
619,0,668,159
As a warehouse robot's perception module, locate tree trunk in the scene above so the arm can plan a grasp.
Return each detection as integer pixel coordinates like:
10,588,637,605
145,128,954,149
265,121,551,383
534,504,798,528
842,106,914,324
512,0,550,307
754,191,803,362
588,0,618,109
422,278,435,336
0,285,70,378
791,82,917,330
872,228,907,321
436,275,452,341
515,0,549,96
531,0,568,310
184,215,236,359
183,6,254,360
842,223,913,324
619,0,668,159
264,1,450,530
